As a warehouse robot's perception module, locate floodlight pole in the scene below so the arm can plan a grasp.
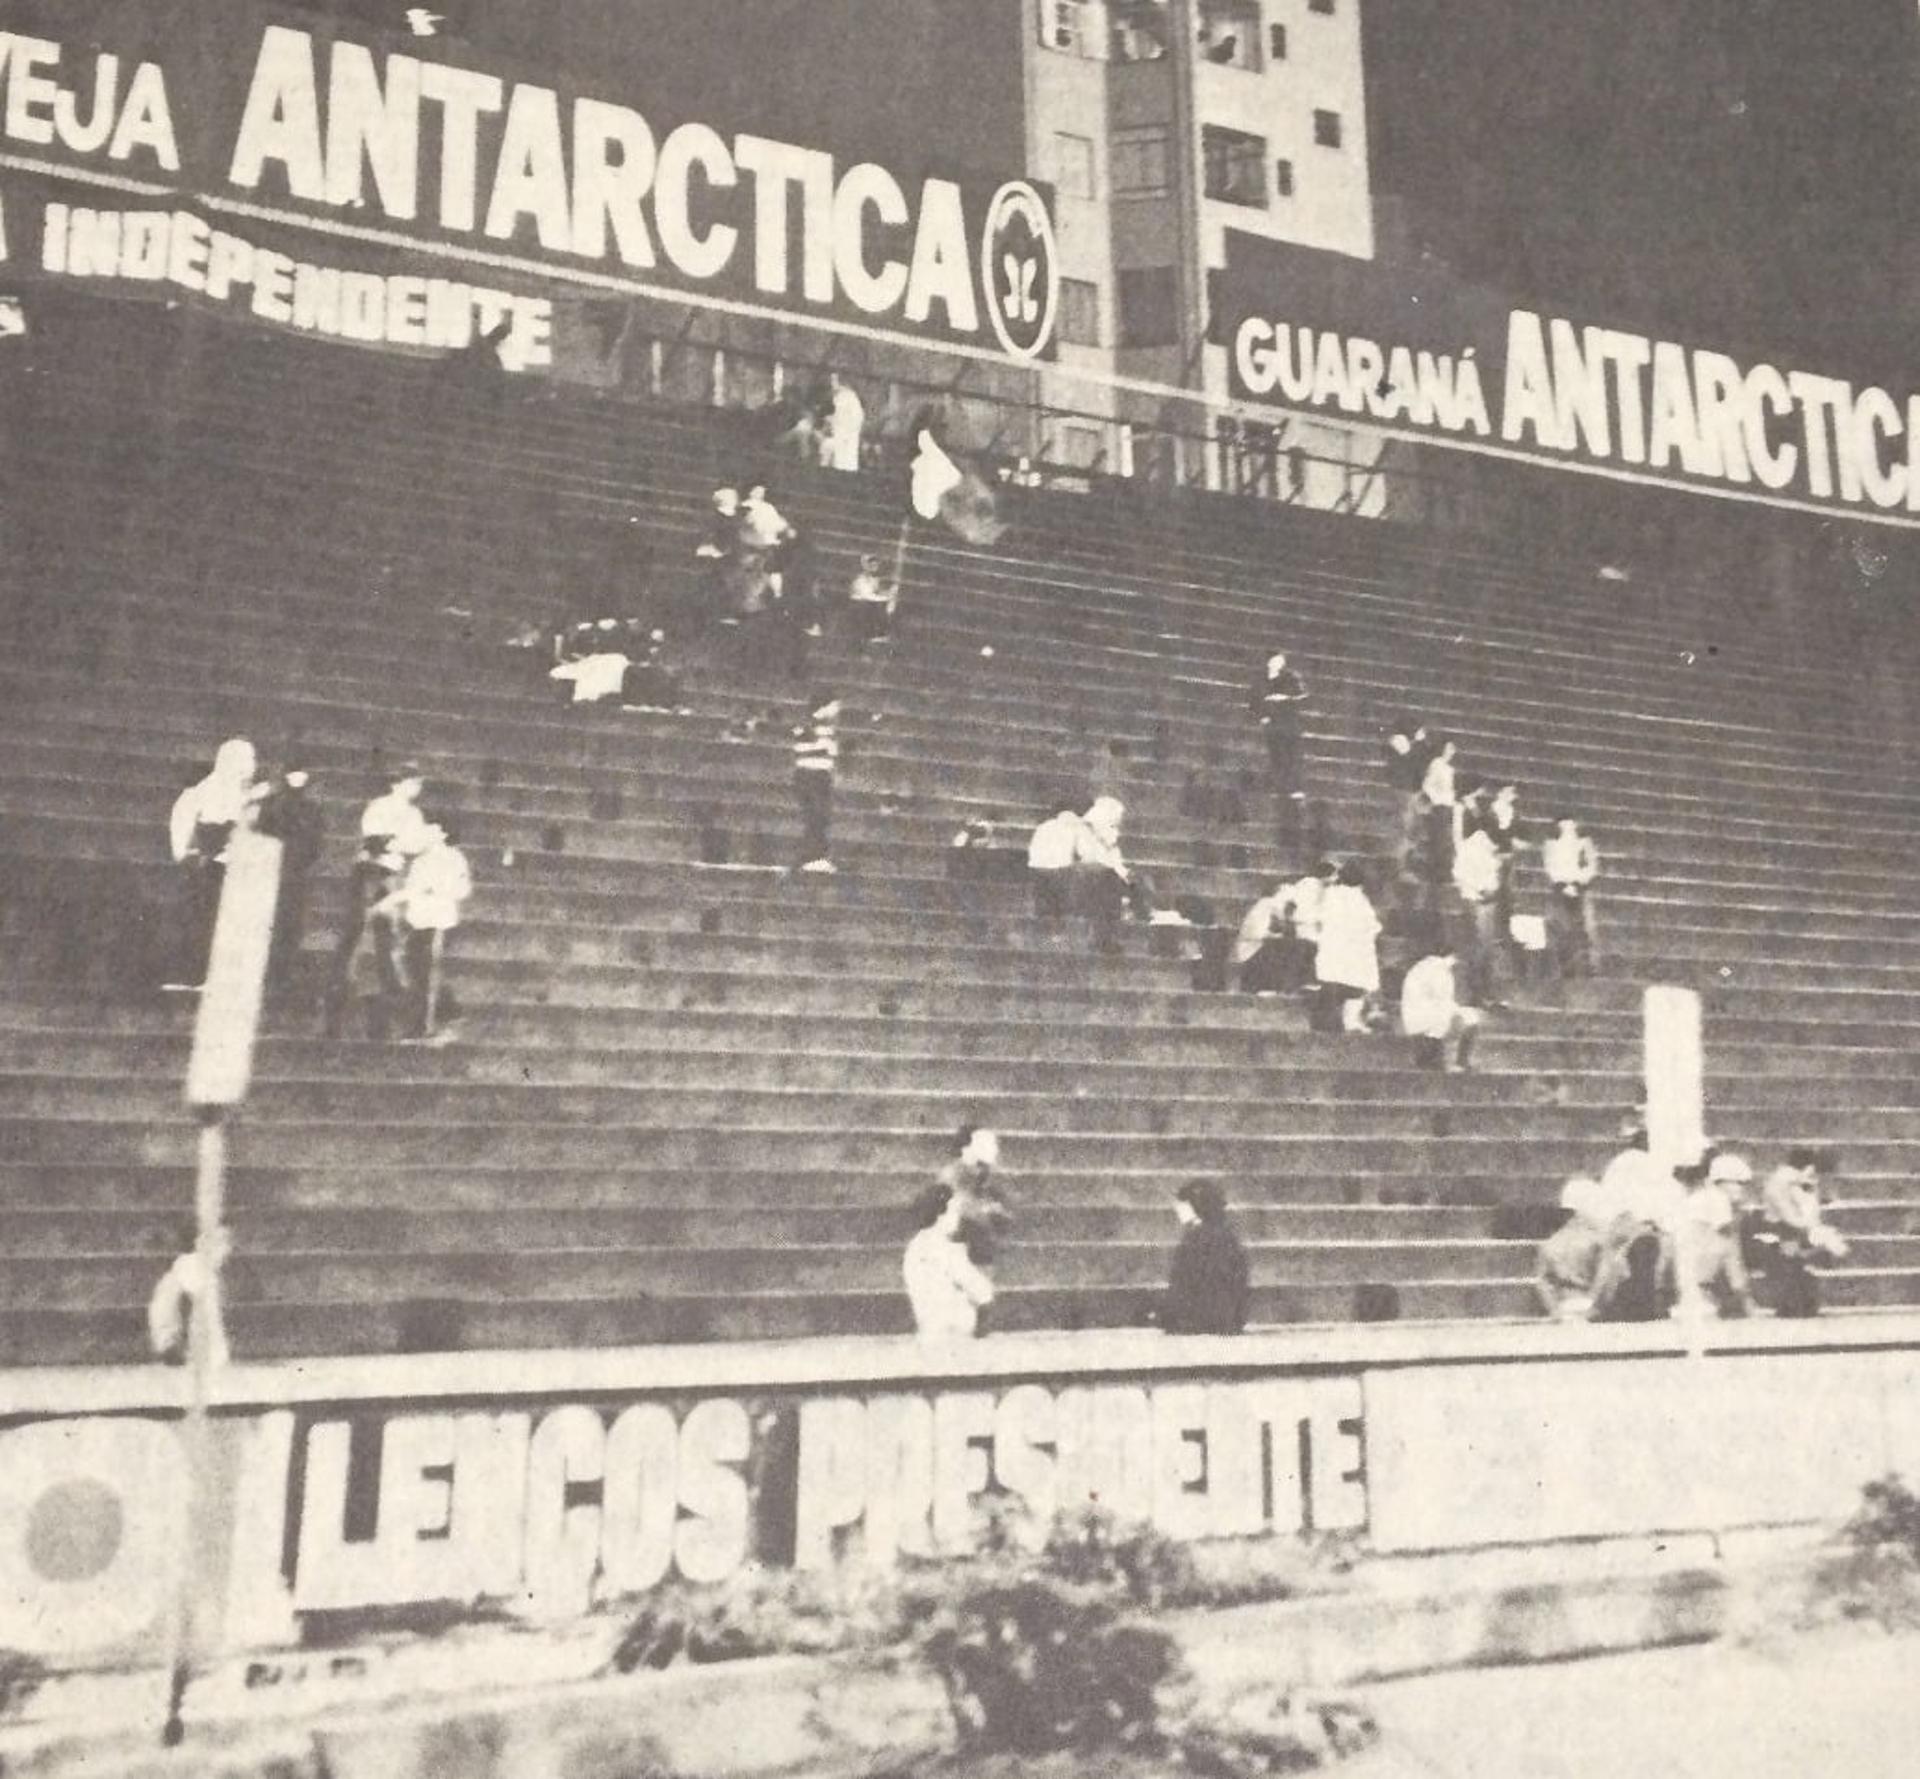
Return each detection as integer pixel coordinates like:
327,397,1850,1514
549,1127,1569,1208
161,826,280,1746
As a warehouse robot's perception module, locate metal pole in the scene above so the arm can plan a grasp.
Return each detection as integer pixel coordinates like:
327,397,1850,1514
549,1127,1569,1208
162,1111,229,1747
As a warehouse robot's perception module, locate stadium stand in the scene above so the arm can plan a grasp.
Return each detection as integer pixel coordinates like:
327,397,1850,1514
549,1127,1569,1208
1,292,1917,1363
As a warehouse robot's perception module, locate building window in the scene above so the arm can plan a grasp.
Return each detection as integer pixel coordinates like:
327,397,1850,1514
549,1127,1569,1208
1039,0,1109,59
1117,267,1179,348
1198,2,1263,70
1202,124,1269,207
1059,423,1106,469
1275,157,1295,198
1269,22,1288,60
1313,108,1343,149
1111,129,1171,196
1053,132,1097,200
1058,278,1102,347
1308,0,1335,14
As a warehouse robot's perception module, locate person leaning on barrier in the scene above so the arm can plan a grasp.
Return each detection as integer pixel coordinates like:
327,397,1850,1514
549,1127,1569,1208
165,737,262,992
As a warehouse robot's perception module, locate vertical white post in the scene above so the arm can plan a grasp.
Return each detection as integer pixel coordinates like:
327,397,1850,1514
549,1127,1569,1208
1644,985,1704,1179
165,827,279,1743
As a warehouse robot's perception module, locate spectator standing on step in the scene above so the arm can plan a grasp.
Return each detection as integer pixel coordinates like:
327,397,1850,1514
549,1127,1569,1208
845,552,899,650
820,370,866,473
791,695,841,874
255,761,324,1013
166,737,262,991
1383,717,1432,866
1751,1147,1848,1317
324,765,432,1037
386,822,473,1042
903,1182,996,1339
1542,816,1601,979
1400,946,1483,1071
1419,739,1460,888
1313,862,1381,1033
1451,822,1506,1007
1249,651,1309,840
1161,1180,1250,1334
1484,783,1525,960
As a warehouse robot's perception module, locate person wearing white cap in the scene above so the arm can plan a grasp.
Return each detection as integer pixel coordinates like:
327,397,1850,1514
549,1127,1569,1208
1682,1147,1756,1317
1535,1175,1615,1320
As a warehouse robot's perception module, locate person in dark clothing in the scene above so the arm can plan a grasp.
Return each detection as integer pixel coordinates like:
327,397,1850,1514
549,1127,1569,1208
1162,1180,1250,1334
1249,651,1309,839
937,1125,1013,1268
255,765,324,1013
791,696,840,873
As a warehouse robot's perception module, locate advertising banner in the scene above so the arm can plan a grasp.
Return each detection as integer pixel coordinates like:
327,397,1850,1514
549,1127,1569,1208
0,1371,1365,1665
1217,227,1920,519
0,10,1059,365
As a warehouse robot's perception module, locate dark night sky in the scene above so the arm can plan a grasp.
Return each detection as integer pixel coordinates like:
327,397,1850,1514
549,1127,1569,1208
1365,0,1920,377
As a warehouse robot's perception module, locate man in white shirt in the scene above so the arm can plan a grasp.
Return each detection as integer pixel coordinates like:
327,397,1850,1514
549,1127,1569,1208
820,371,866,473
1027,804,1086,921
388,824,473,1040
1400,949,1483,1071
1686,1149,1756,1317
1542,815,1601,978
1451,824,1505,1005
325,768,433,1037
903,1185,996,1339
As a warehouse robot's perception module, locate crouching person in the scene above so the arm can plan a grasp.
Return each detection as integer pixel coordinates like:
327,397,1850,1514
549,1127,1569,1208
903,1182,995,1340
1534,1176,1614,1320
1400,946,1483,1072
1750,1147,1849,1318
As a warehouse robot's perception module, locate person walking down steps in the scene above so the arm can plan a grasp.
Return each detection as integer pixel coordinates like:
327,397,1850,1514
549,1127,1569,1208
792,694,841,874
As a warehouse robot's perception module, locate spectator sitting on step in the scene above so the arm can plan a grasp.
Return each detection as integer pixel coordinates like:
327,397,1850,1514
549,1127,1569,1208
1597,1119,1687,1233
1161,1180,1250,1334
1234,877,1315,995
1073,795,1141,954
1535,1175,1616,1321
1750,1147,1848,1318
1542,815,1601,979
1027,800,1087,922
1400,946,1483,1072
846,552,900,649
147,1219,231,1368
1684,1146,1756,1318
1313,862,1381,1034
903,1182,996,1340
550,617,640,705
938,1124,1013,1267
165,737,264,991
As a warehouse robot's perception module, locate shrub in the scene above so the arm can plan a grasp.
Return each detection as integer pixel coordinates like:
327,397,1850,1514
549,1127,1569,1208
1802,1473,1920,1631
0,1649,42,1718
